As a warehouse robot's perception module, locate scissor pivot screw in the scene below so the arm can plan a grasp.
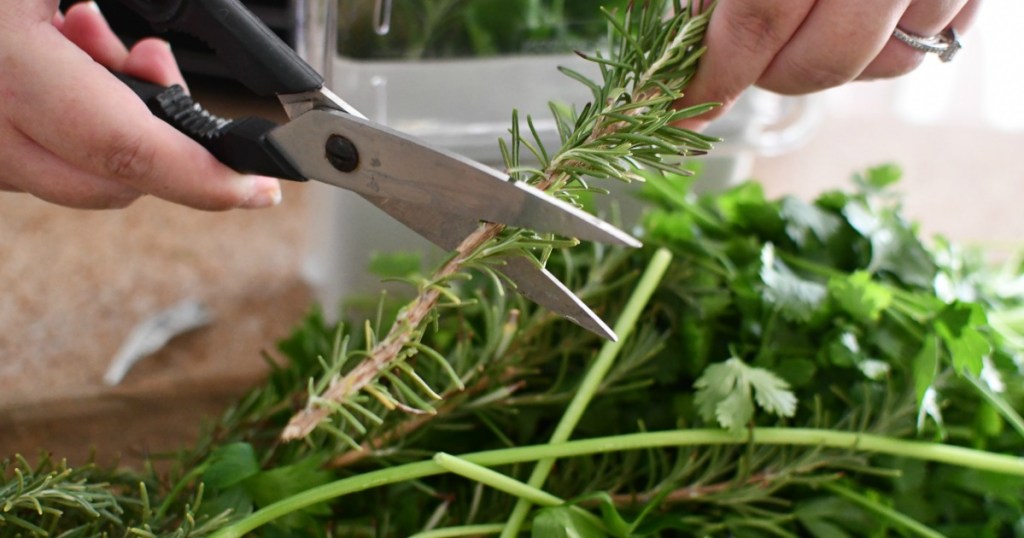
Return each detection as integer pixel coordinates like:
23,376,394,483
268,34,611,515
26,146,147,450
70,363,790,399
326,135,359,172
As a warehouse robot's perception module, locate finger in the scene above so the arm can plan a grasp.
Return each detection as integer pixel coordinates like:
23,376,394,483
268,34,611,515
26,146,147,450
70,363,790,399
123,37,189,90
60,1,130,70
861,0,980,79
9,25,281,210
0,181,23,193
0,126,142,209
948,0,984,34
902,0,969,32
757,0,910,95
673,0,817,129
61,2,187,89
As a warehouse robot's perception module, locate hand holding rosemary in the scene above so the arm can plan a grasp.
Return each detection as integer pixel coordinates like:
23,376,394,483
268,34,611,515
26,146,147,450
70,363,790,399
5,1,1024,537
673,0,981,130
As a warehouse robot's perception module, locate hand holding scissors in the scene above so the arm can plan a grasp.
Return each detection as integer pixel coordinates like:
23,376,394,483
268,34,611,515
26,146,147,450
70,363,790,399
0,1,282,209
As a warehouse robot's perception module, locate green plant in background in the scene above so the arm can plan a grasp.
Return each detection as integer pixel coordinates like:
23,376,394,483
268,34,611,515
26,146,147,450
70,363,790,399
6,0,1024,536
338,0,631,59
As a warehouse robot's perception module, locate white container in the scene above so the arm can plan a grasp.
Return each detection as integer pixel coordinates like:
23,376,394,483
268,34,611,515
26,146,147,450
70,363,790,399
296,0,821,313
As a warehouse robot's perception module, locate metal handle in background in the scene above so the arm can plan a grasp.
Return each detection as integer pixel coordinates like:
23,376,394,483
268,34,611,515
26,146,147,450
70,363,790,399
114,0,324,97
115,73,306,181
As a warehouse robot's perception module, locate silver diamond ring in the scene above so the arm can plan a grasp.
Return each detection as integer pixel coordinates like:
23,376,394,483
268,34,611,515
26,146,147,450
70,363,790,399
892,27,962,63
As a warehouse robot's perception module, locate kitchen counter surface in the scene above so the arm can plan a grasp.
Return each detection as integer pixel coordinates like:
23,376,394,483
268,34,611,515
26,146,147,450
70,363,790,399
0,80,312,466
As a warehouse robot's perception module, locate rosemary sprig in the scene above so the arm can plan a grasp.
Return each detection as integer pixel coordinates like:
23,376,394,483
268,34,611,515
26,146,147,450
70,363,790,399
281,0,718,442
0,456,124,534
0,455,231,537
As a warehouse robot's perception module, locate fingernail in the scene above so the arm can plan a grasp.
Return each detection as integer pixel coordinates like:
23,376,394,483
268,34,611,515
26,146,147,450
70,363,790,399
241,177,282,209
85,1,102,14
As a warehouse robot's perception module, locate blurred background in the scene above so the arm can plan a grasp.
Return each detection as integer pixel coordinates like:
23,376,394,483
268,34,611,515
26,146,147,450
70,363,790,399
2,1,1019,465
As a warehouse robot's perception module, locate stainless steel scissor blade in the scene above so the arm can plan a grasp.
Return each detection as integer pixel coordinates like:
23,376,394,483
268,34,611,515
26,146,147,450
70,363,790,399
267,108,641,248
360,193,617,340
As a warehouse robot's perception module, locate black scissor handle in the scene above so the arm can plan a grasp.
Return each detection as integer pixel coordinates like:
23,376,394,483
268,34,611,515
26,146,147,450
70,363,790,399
115,0,324,97
115,72,306,180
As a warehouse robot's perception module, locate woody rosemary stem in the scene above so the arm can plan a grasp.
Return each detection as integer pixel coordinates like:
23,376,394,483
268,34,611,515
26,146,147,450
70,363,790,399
281,222,505,440
280,169,574,440
209,428,1024,538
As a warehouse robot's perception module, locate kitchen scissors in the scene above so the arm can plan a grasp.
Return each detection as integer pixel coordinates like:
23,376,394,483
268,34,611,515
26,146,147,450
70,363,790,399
112,0,640,340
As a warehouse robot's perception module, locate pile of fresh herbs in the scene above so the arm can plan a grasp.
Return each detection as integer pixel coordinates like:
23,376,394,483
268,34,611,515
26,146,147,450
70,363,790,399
7,164,1024,537
5,0,1024,536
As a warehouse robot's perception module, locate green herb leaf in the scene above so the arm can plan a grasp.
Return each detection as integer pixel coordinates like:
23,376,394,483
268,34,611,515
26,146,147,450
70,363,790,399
694,356,797,432
828,271,894,323
202,442,261,490
643,209,695,243
855,163,902,192
243,457,334,530
243,457,334,509
715,182,782,235
760,243,828,322
843,201,936,288
780,196,842,248
935,302,991,376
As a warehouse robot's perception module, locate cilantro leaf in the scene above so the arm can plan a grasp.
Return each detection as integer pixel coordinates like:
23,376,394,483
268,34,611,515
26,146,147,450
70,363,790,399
747,366,801,416
694,357,797,432
643,209,695,243
760,243,828,322
780,196,842,248
828,271,894,323
715,182,783,235
244,457,334,510
823,331,891,379
854,163,902,192
935,302,991,376
244,456,334,530
715,389,755,432
843,201,935,288
202,442,261,490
